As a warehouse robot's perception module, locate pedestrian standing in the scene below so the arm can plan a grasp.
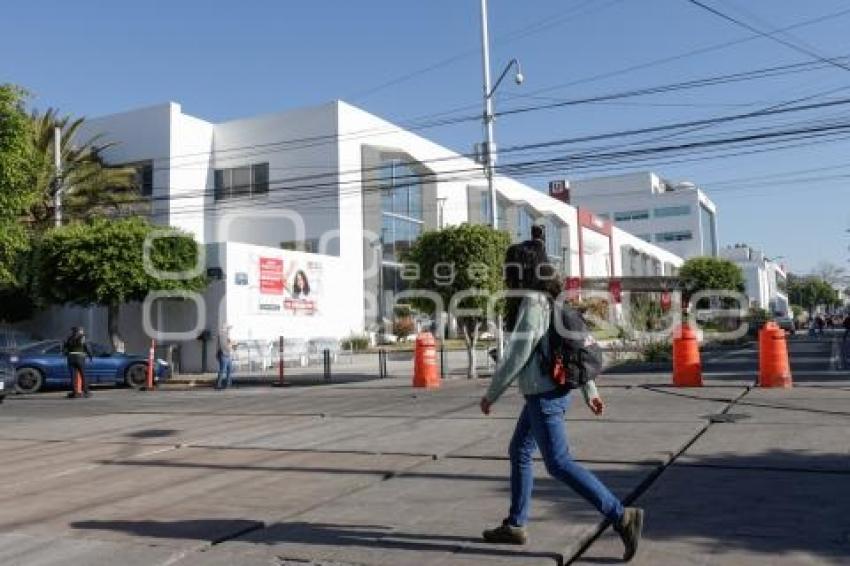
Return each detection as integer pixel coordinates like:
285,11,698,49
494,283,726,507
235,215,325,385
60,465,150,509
63,326,93,398
215,324,236,390
815,314,826,337
480,245,643,562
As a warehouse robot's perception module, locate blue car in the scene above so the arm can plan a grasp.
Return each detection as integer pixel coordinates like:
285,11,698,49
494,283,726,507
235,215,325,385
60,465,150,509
0,352,17,403
8,340,170,394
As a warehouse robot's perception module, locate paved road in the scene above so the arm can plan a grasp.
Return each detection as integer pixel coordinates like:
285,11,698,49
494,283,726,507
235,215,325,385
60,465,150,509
0,335,847,565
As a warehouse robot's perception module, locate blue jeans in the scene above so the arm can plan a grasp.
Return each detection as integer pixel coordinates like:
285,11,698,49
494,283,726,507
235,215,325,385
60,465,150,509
508,389,624,527
216,355,233,389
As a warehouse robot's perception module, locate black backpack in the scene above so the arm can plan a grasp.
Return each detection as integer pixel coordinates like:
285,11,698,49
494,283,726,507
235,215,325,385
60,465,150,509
538,301,603,390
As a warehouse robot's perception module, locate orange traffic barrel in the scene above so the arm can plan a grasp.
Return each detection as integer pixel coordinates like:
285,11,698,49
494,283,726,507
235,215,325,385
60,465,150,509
759,322,792,388
73,369,83,395
672,324,702,387
413,331,440,388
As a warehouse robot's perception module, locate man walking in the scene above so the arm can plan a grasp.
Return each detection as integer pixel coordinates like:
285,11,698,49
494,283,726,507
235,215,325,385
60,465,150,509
215,324,236,390
63,326,93,398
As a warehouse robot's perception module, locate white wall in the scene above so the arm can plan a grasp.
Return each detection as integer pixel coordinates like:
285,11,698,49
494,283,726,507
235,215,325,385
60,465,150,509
169,108,214,242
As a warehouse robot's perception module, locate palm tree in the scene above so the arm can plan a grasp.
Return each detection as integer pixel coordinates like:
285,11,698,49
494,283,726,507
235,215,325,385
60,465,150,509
29,109,141,228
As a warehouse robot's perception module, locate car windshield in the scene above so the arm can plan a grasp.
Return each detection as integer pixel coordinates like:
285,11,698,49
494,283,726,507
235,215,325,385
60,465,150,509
20,340,62,354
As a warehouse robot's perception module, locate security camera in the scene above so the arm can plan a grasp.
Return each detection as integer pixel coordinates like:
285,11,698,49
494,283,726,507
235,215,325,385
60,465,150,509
515,72,524,85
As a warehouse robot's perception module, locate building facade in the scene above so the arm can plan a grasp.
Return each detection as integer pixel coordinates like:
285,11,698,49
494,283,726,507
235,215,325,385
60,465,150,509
720,244,789,315
564,171,719,259
23,101,683,371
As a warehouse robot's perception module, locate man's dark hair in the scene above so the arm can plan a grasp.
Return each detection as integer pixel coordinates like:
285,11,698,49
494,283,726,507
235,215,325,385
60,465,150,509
531,224,545,241
503,239,560,331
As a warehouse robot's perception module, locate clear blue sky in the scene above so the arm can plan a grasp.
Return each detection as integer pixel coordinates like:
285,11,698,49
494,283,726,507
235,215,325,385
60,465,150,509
2,0,848,273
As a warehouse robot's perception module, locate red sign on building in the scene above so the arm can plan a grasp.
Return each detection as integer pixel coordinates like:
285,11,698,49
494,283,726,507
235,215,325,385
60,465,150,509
259,257,284,295
548,180,570,203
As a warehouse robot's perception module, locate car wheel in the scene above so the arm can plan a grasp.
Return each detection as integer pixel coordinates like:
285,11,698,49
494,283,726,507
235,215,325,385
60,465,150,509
15,367,44,394
125,363,148,389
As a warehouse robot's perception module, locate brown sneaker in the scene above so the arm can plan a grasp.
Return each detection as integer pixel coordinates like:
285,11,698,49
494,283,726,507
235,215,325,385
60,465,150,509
482,520,528,545
614,507,644,562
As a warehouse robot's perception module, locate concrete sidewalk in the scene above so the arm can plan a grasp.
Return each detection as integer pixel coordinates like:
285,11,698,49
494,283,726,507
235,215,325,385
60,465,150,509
0,368,847,565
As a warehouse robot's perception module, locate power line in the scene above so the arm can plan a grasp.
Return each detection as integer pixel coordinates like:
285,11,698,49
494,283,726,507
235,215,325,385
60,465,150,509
683,0,850,73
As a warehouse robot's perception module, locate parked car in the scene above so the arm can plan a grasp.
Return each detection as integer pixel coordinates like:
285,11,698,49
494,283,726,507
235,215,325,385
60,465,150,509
0,328,35,351
774,315,796,335
0,352,17,403
9,340,171,394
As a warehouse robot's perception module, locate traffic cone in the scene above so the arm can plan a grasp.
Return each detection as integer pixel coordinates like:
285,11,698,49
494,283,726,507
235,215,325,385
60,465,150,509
759,322,792,388
413,331,440,389
672,324,702,387
74,369,82,396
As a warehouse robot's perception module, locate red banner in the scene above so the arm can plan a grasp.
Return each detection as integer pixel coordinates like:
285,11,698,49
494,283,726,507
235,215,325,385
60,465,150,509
259,257,284,295
661,290,672,311
609,279,622,304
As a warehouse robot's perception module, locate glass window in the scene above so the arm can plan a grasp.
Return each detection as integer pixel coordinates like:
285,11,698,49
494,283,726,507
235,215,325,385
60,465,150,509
140,163,153,196
213,163,269,201
597,213,610,220
517,207,533,240
614,209,650,222
545,218,562,260
214,169,227,201
700,204,717,255
379,158,424,262
252,163,269,195
655,230,693,242
231,166,251,197
654,205,691,218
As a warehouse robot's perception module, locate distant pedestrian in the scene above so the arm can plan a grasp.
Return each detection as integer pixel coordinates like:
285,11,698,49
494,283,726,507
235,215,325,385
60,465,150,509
815,314,826,337
215,324,236,390
63,326,93,398
480,243,643,562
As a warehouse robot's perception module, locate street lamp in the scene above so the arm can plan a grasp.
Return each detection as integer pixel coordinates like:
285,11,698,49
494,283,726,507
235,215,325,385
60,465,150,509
478,0,523,229
479,0,523,362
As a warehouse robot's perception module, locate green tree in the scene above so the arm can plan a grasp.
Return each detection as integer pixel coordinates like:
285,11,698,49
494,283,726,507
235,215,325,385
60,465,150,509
33,217,207,351
403,224,510,378
678,256,745,307
0,85,41,288
28,108,139,228
787,275,839,314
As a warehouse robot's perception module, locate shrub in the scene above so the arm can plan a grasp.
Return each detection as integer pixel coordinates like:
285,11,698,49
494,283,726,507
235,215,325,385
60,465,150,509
393,316,416,340
341,334,370,351
641,340,672,362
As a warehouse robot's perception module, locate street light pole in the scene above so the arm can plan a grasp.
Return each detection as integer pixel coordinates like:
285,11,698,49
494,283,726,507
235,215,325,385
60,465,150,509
479,0,498,229
478,0,523,363
53,126,63,228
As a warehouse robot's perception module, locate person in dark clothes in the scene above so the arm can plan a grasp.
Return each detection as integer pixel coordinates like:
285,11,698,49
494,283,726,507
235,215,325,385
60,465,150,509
63,326,93,398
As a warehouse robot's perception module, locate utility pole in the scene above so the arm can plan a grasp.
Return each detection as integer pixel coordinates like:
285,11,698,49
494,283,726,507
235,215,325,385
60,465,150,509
478,0,523,362
479,0,498,229
53,126,63,228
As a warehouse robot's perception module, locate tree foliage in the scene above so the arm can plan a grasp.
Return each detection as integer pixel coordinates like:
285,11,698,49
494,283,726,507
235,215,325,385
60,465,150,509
787,274,840,313
678,257,745,304
33,217,207,350
28,108,139,228
0,84,41,287
403,224,511,378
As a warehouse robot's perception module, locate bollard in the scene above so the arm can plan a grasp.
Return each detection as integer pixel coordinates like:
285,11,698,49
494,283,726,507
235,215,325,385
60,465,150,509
378,349,386,379
145,338,156,390
323,349,331,382
413,331,440,388
439,341,446,380
759,322,792,388
273,336,287,387
672,324,702,387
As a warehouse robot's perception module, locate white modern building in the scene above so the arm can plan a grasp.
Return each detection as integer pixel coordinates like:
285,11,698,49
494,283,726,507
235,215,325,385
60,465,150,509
720,244,789,315
562,171,719,259
21,101,683,371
